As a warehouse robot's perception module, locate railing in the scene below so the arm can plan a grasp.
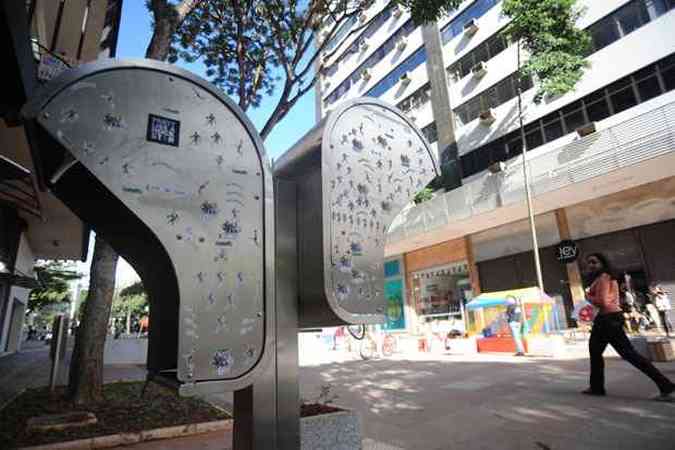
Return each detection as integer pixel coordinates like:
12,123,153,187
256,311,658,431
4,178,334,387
387,99,675,244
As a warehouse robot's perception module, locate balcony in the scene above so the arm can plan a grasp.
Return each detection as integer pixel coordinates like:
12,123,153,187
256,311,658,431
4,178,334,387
386,98,675,255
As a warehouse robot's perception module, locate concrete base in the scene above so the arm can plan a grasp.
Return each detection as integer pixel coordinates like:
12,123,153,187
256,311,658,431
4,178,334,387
301,410,361,450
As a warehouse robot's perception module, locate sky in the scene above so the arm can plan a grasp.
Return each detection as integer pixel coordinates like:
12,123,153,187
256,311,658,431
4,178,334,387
115,1,317,159
83,1,319,287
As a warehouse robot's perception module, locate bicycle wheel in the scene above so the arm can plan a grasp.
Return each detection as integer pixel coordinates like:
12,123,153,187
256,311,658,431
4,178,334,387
347,324,366,340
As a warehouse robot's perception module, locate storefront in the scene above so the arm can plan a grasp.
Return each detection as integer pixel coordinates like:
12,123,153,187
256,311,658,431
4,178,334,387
403,237,480,334
410,261,472,328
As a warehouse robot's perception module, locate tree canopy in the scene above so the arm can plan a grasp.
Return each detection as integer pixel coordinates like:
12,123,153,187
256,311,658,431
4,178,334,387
503,0,590,102
28,261,82,313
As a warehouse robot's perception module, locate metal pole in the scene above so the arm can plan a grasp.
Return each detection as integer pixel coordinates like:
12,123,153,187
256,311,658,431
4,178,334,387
233,179,300,450
516,40,545,295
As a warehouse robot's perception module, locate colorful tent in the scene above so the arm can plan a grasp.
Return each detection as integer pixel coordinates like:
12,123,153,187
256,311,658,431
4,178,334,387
466,287,555,310
465,287,560,336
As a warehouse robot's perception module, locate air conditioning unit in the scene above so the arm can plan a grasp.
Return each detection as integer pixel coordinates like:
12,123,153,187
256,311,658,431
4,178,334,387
471,61,487,77
360,39,369,51
464,19,479,36
393,5,403,18
409,114,417,122
396,38,407,51
324,80,331,89
400,72,411,85
479,109,496,125
361,69,371,81
359,12,368,23
576,122,597,137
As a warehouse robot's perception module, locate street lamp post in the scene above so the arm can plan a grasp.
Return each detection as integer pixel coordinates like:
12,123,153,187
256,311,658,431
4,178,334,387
516,41,545,295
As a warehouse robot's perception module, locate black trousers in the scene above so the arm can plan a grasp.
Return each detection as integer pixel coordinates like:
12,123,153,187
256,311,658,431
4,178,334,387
589,313,673,393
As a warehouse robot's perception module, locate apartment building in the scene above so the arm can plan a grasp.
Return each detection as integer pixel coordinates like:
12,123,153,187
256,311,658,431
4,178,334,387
0,0,123,355
317,0,675,332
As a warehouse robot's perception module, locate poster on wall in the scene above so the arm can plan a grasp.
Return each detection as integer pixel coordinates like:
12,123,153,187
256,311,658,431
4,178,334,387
383,278,406,330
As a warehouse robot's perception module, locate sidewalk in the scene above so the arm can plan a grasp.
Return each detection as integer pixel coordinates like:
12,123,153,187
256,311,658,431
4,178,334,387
125,348,675,450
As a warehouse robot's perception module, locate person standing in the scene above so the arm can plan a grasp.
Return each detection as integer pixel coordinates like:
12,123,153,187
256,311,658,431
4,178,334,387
582,253,674,399
650,284,673,337
506,296,525,356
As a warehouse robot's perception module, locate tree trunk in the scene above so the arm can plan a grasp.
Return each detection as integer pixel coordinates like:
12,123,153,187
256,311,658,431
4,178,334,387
66,0,197,405
126,304,131,335
67,238,118,404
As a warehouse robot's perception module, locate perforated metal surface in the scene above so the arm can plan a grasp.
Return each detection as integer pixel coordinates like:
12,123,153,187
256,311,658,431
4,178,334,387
24,60,275,389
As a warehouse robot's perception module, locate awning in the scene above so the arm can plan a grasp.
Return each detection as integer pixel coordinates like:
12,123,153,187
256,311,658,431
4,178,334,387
466,287,553,310
0,154,41,218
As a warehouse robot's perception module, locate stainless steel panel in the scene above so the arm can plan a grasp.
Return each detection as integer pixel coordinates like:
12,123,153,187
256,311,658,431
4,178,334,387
275,98,439,327
24,59,275,391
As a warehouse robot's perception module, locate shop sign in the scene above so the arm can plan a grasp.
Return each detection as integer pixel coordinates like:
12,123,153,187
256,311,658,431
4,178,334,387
556,240,578,263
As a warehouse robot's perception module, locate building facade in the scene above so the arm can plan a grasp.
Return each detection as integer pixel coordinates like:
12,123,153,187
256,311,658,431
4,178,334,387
317,0,675,332
0,0,123,355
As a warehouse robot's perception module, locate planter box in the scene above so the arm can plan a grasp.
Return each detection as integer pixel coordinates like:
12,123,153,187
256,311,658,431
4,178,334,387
301,409,361,450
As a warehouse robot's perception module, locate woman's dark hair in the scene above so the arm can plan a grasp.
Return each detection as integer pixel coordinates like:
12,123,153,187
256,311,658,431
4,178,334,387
586,252,617,280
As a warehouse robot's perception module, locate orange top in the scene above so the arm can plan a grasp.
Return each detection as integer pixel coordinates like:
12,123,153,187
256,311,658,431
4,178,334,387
588,273,621,315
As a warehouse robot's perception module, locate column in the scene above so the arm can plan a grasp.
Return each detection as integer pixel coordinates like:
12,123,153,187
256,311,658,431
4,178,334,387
464,235,481,295
555,209,585,306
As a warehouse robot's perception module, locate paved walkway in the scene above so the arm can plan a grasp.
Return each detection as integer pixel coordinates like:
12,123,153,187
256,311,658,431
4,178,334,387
4,340,674,449
124,345,675,450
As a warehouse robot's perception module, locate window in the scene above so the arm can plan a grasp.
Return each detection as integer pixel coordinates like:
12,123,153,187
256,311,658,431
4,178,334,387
610,86,638,113
506,136,522,156
562,102,586,132
636,76,662,101
323,16,419,106
422,122,438,144
585,97,611,122
659,56,675,91
440,0,500,44
366,48,428,98
487,33,507,57
615,1,650,35
456,54,675,178
543,121,564,142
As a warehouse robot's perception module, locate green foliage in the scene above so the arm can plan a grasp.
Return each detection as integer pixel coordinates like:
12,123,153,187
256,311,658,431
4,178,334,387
394,0,462,25
413,187,434,204
166,0,472,135
28,261,82,313
503,0,590,102
119,281,144,298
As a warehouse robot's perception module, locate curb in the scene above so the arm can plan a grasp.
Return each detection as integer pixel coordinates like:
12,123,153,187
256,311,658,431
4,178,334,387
18,419,232,450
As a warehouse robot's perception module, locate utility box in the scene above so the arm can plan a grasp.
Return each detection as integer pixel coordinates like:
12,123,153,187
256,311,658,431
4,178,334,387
23,60,275,395
274,98,438,328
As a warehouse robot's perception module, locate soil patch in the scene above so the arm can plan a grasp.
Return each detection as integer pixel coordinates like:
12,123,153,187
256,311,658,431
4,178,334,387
0,381,229,449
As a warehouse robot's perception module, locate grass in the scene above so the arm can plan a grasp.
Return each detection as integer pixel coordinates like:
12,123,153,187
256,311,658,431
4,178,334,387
0,381,230,449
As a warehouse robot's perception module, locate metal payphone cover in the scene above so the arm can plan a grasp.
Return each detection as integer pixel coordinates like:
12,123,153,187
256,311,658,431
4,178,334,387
321,98,439,324
23,59,275,394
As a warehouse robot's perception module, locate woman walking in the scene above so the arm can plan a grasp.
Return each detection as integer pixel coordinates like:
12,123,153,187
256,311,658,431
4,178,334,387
582,253,674,400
